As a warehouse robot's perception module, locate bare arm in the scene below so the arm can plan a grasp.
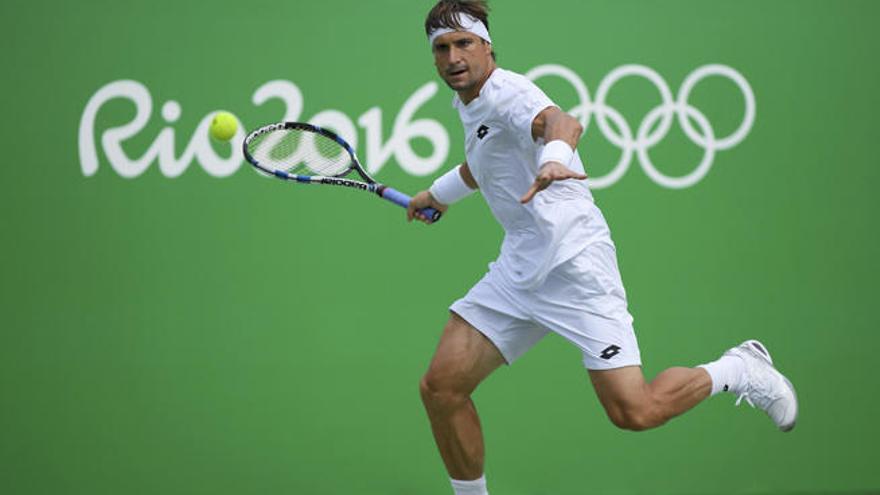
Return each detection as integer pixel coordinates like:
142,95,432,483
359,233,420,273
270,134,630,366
459,162,478,189
520,107,587,203
530,106,583,147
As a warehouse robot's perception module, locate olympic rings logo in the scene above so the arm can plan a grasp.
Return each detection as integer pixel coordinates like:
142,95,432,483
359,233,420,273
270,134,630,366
526,64,756,189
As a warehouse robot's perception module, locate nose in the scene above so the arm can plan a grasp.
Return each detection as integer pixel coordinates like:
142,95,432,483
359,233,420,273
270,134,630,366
447,45,463,64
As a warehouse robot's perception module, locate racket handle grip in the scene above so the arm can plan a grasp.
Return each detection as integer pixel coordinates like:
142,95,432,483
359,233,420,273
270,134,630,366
379,186,442,223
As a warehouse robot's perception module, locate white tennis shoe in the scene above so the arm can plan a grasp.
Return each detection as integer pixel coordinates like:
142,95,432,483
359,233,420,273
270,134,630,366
725,340,798,432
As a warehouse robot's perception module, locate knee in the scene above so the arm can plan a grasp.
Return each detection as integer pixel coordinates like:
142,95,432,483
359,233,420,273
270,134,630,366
605,403,662,432
419,373,469,412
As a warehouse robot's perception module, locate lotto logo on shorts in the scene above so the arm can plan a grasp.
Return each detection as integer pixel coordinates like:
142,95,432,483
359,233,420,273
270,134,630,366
600,345,621,360
476,125,490,139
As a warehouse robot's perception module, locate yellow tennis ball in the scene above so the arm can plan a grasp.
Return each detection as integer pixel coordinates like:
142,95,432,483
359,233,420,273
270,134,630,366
210,111,238,141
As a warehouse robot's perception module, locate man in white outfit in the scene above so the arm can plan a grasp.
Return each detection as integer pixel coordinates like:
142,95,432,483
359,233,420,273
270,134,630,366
406,2,799,494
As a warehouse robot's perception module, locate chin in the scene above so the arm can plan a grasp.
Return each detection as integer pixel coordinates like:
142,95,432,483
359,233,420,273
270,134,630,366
445,79,475,92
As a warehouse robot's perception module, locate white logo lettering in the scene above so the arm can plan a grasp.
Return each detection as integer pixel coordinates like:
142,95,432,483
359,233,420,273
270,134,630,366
358,82,449,177
79,64,754,188
79,80,448,179
79,80,244,178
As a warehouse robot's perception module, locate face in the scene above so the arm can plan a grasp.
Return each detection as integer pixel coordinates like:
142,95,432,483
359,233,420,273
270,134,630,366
432,31,494,101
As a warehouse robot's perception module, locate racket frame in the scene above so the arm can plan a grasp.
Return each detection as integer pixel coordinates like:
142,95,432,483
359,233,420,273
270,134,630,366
242,122,440,222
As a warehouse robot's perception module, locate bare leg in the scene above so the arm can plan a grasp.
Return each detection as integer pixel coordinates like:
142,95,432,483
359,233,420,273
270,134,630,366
589,365,712,431
420,312,506,480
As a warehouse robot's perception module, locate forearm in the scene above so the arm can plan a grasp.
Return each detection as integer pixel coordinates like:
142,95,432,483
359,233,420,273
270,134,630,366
430,162,477,205
459,162,478,189
532,106,583,150
543,110,583,149
521,108,588,203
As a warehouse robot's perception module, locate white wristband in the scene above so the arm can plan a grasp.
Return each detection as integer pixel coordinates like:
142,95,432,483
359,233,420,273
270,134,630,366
540,139,574,168
429,164,475,205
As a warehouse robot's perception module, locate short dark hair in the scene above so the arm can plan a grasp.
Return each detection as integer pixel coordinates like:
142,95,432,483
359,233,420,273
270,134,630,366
425,0,491,36
425,0,496,60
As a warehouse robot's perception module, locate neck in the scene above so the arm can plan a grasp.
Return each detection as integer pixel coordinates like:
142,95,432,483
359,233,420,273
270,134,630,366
458,63,497,105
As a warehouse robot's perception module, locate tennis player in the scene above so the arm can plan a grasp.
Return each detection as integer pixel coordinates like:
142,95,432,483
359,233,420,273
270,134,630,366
406,2,798,494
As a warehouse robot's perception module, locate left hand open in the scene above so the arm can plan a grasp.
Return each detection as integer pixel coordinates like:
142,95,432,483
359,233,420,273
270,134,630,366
520,161,588,203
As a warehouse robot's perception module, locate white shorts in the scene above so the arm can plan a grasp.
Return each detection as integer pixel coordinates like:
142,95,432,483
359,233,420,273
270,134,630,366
450,242,642,370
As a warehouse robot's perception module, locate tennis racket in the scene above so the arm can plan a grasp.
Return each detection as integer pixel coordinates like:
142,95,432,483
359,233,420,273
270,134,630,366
242,122,441,223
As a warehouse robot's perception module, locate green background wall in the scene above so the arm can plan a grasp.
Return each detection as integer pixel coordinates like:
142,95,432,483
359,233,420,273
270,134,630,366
2,1,878,494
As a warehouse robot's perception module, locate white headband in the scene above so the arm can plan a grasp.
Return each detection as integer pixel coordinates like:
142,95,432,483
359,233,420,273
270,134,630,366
428,12,492,45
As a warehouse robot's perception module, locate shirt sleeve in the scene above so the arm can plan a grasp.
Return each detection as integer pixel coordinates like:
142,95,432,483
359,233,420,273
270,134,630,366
504,80,555,141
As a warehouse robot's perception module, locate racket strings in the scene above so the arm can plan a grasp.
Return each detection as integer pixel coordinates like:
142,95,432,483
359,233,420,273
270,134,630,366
247,129,354,177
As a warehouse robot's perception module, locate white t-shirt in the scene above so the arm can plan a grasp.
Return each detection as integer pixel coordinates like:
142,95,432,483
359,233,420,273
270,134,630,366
453,68,612,288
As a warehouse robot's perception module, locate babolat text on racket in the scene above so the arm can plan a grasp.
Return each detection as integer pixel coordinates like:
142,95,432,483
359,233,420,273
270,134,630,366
242,122,441,223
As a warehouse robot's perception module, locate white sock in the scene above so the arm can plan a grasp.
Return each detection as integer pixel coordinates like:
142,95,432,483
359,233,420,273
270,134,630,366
699,354,746,396
450,475,488,495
